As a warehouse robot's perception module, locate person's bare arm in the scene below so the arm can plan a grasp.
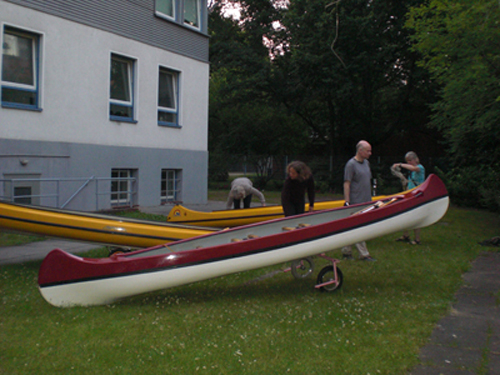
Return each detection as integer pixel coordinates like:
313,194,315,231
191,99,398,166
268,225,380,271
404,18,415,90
393,163,421,172
343,180,351,204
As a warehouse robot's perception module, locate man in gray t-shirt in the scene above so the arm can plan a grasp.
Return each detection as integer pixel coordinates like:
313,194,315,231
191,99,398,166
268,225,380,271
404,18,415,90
342,140,376,261
344,156,372,205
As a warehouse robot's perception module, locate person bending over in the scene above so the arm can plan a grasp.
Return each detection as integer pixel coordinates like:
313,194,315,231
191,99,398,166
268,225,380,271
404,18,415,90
226,177,266,209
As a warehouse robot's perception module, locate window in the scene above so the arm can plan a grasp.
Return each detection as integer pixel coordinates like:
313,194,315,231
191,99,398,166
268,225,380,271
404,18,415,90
2,174,41,206
155,0,202,31
184,0,200,28
156,0,175,19
161,169,181,203
109,54,135,121
111,169,135,206
14,186,32,204
158,68,179,126
1,26,40,109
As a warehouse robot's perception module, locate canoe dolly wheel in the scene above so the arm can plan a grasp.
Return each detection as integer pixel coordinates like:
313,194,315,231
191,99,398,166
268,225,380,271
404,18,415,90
316,265,343,292
290,257,315,279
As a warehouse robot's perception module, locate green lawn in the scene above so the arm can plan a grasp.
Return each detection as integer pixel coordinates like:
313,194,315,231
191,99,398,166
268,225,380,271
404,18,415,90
0,232,46,247
0,205,498,374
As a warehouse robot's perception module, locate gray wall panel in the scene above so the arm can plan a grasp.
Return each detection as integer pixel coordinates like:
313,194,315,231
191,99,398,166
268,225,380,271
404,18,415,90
0,139,208,211
4,0,209,62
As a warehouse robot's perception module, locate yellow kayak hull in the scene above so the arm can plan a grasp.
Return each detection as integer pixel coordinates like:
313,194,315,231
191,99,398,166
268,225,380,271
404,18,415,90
167,189,414,228
0,201,215,248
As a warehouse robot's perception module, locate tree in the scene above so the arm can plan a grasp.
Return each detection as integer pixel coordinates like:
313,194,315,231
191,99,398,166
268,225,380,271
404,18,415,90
208,3,307,184
267,0,440,159
407,0,500,210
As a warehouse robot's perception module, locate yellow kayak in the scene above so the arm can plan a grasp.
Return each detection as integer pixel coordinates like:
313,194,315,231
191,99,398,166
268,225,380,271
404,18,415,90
0,200,216,248
167,189,414,228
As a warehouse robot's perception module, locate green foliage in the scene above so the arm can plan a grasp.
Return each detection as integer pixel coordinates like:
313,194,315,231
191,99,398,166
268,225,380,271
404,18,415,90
407,0,500,161
406,0,500,210
1,207,498,374
273,0,436,156
440,164,500,211
209,1,279,106
208,2,309,184
209,0,440,172
208,152,231,182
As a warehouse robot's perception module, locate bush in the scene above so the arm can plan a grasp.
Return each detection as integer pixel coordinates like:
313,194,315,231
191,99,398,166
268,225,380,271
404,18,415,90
443,165,500,212
265,178,284,192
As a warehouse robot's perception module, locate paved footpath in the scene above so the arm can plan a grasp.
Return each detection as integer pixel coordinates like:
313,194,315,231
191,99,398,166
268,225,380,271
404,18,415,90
409,251,500,375
0,239,102,265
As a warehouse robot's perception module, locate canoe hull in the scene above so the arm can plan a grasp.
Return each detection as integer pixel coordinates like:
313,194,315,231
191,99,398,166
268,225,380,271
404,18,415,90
38,175,449,307
0,201,214,248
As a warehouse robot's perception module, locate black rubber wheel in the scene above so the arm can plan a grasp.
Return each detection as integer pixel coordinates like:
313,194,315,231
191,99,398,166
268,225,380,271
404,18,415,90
316,265,343,292
291,257,315,279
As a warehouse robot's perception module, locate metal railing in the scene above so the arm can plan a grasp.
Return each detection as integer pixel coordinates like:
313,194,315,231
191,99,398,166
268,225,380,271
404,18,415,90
0,176,137,211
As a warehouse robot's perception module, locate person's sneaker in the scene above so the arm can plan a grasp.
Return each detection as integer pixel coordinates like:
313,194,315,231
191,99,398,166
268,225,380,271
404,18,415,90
360,256,377,262
342,254,354,260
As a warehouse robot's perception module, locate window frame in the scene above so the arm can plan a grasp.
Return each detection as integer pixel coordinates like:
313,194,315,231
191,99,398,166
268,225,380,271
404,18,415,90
154,0,203,32
161,169,182,203
110,169,136,207
1,25,41,110
155,0,176,21
183,0,201,30
158,66,180,128
109,53,137,123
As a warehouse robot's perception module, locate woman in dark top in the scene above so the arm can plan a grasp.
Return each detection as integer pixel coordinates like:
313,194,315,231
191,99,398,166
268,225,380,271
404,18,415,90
281,161,315,217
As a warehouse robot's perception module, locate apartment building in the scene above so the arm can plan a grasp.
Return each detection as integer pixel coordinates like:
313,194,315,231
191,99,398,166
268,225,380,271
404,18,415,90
0,0,209,210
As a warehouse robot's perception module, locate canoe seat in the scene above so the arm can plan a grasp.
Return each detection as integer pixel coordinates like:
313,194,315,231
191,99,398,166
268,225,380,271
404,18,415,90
283,224,311,231
352,201,385,215
232,235,259,242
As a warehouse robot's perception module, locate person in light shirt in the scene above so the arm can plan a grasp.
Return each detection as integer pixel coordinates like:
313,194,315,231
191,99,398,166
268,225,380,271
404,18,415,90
226,177,266,209
393,151,426,245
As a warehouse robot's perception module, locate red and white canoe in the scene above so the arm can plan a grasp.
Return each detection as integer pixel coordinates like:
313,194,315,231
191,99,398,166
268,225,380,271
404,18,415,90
38,174,449,307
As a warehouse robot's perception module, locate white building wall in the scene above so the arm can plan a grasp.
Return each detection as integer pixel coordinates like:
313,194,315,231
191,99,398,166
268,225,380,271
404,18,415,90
0,1,209,210
1,2,208,151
